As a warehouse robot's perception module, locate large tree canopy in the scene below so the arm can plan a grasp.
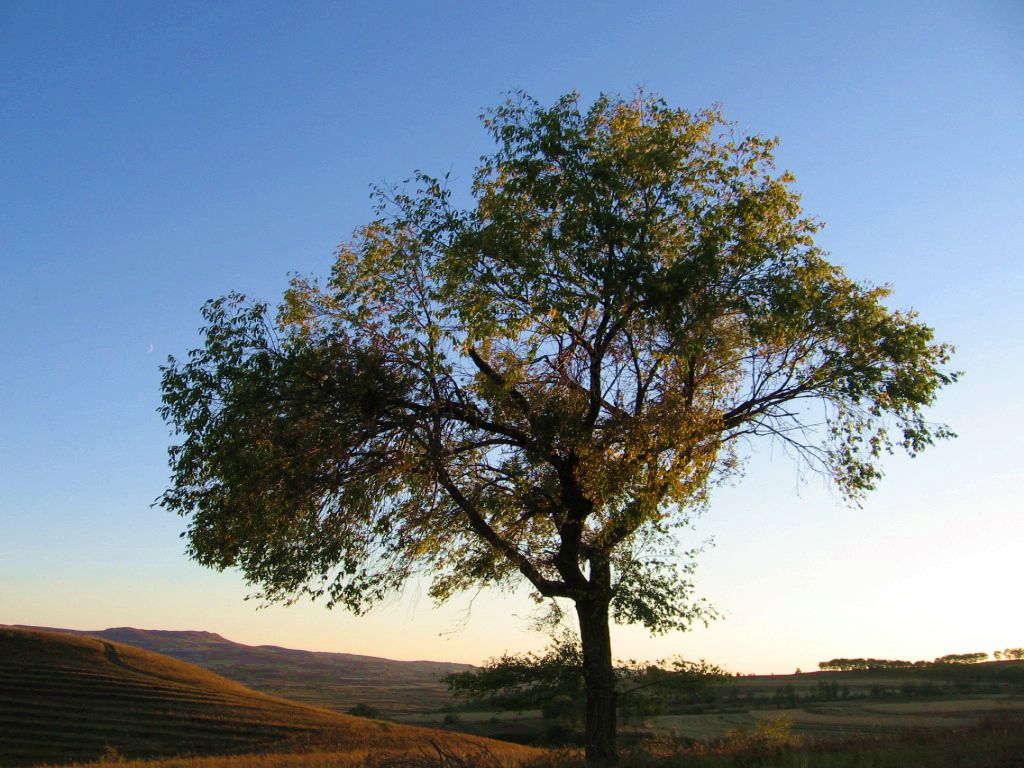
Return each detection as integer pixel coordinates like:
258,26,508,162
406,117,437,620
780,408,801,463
159,92,955,763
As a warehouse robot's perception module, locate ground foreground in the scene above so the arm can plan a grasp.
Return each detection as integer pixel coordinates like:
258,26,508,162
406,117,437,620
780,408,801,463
55,715,1024,768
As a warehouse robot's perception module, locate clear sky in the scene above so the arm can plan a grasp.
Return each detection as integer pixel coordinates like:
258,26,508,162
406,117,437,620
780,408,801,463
2,1,1022,674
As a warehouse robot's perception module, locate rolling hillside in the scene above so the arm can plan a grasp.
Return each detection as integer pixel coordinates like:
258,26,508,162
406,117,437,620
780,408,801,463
0,627,532,767
18,625,471,714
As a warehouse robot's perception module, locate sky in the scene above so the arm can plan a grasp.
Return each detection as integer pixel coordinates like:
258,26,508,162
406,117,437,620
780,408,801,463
1,1,1022,674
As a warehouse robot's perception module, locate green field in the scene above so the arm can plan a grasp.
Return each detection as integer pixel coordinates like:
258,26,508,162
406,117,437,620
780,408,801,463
398,695,1024,746
643,696,1024,741
397,662,1024,750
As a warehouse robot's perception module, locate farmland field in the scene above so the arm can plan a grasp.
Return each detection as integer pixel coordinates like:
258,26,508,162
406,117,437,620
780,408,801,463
397,663,1024,745
398,695,1024,745
643,695,1024,740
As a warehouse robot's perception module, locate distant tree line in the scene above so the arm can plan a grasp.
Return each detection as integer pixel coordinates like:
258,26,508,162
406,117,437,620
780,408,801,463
819,648,1023,671
994,648,1024,661
934,653,989,665
819,658,931,671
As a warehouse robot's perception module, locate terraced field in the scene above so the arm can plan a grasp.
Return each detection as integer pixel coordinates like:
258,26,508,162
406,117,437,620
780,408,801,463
0,627,536,767
21,626,470,714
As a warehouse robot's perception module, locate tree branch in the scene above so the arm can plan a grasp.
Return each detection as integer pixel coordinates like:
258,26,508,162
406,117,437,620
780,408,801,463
430,455,577,600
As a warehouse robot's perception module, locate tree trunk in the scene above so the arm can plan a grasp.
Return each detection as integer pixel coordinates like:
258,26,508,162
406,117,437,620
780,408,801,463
576,595,617,765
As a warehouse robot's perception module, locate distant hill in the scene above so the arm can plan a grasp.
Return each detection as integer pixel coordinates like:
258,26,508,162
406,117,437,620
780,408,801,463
17,625,471,714
0,627,530,767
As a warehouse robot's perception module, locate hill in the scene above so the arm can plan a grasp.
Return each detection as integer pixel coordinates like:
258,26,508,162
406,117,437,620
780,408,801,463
0,627,533,767
17,625,471,714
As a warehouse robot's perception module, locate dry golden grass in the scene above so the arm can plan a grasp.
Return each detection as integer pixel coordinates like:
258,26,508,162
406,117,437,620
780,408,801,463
63,743,540,768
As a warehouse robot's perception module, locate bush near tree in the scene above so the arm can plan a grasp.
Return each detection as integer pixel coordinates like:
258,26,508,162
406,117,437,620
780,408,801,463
445,633,729,737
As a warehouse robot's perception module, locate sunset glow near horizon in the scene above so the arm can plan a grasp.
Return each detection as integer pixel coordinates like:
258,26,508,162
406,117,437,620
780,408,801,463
2,1,1022,675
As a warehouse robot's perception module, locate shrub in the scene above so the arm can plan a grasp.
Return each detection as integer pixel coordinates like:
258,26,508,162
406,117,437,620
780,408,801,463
349,703,383,719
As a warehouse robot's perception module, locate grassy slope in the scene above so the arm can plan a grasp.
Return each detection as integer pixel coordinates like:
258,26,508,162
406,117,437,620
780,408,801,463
0,627,535,768
18,625,470,714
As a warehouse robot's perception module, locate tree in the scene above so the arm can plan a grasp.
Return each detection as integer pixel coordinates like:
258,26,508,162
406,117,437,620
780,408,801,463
934,652,988,665
159,91,956,764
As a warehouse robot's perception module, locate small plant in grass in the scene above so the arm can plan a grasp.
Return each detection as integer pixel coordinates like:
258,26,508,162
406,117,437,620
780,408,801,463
722,716,802,760
368,739,503,768
349,703,384,719
100,744,127,763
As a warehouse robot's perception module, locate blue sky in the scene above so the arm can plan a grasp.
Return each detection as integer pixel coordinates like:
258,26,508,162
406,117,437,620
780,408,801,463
2,1,1022,672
